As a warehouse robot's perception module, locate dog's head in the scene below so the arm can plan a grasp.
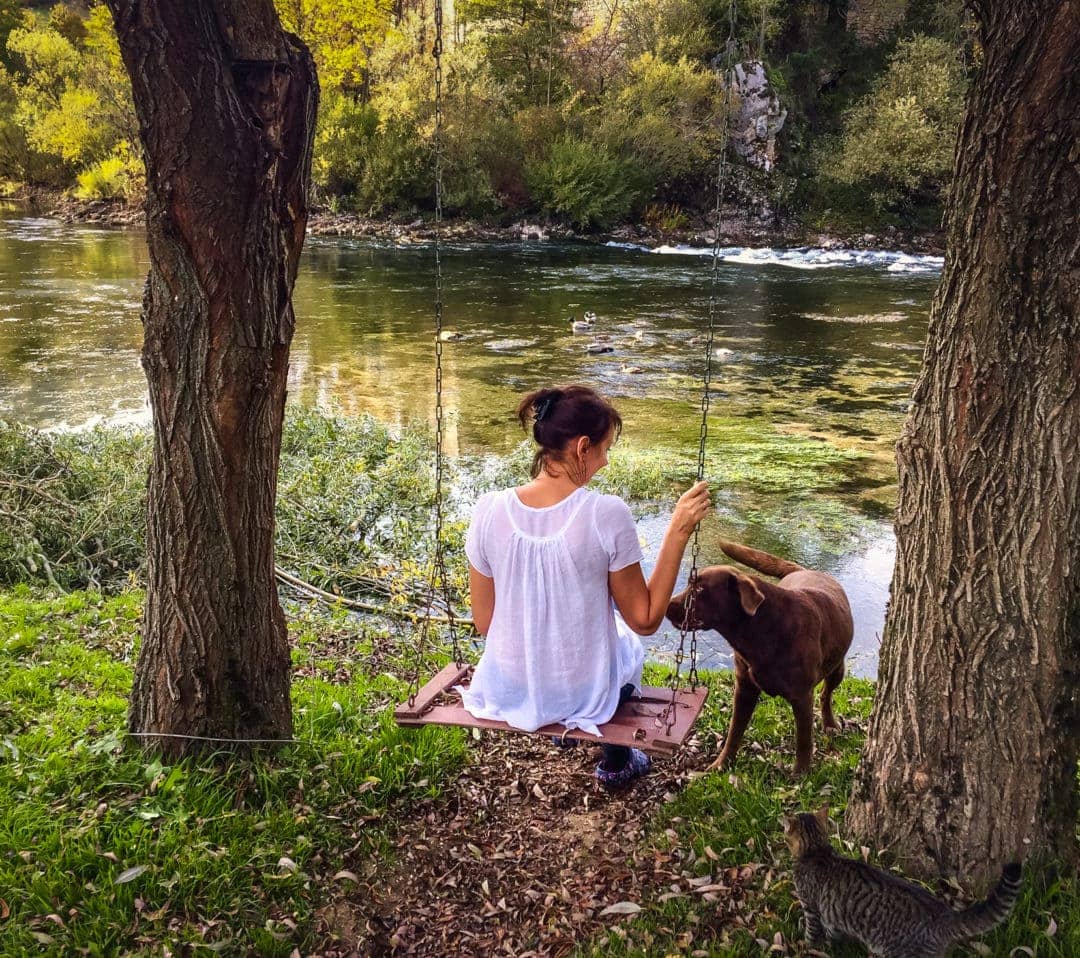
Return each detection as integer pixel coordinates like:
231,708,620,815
666,565,765,632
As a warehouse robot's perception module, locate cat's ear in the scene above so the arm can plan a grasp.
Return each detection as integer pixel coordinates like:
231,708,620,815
813,805,830,830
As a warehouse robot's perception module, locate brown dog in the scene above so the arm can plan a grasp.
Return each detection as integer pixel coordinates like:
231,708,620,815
666,540,853,775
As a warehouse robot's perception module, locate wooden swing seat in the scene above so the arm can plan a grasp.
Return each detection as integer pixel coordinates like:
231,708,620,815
395,662,708,755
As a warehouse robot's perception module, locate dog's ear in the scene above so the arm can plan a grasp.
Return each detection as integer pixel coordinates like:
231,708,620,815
813,805,830,831
735,573,764,616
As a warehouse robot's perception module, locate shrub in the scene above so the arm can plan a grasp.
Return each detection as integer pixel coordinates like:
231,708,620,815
525,134,638,228
30,84,114,165
0,422,149,590
312,90,428,214
618,0,714,62
74,141,142,199
830,35,967,208
599,53,725,204
312,90,381,197
4,17,134,186
354,116,429,213
643,201,689,232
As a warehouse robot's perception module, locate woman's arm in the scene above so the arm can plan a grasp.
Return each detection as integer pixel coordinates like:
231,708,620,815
469,563,495,635
608,481,710,635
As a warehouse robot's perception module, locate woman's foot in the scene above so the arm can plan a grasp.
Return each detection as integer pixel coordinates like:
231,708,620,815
551,733,579,749
594,748,651,791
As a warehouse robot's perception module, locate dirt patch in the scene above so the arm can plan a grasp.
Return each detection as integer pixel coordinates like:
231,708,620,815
313,729,762,957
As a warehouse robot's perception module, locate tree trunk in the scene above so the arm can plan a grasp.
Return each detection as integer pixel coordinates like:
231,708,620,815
846,0,1080,890
105,0,318,757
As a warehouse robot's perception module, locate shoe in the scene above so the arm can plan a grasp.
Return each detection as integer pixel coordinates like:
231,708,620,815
594,748,652,791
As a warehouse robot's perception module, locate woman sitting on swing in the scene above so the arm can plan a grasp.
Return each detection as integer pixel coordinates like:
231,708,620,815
462,385,711,790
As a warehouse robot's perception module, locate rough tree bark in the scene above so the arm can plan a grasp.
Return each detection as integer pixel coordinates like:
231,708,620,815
105,0,318,756
846,0,1080,889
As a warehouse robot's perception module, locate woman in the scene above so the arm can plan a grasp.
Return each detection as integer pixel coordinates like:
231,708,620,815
462,385,711,789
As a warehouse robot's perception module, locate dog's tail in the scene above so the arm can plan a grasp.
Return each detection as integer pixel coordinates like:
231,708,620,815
951,863,1023,940
718,540,803,578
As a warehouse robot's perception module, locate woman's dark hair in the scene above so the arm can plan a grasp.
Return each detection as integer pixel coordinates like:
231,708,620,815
516,385,623,479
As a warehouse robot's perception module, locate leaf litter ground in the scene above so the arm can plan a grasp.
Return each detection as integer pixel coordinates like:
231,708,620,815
315,728,769,957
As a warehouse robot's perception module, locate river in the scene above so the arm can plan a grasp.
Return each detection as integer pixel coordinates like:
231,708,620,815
0,212,943,677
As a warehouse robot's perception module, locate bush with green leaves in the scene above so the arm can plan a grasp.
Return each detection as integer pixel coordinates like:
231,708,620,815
618,0,714,63
525,134,639,228
599,53,725,203
312,89,381,199
2,7,136,187
0,421,149,590
0,410,468,604
830,34,967,209
74,140,142,199
312,92,427,214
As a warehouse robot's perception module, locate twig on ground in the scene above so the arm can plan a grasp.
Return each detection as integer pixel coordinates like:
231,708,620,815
274,565,474,628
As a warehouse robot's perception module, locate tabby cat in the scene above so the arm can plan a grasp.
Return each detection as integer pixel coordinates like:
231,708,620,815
784,807,1022,958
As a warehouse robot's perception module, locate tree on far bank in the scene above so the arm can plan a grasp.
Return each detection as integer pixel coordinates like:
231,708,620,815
104,0,318,756
846,0,1080,888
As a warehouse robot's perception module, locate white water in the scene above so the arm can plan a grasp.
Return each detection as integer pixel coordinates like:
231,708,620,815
604,242,944,273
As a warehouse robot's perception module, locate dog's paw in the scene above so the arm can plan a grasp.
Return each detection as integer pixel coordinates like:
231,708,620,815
705,753,732,774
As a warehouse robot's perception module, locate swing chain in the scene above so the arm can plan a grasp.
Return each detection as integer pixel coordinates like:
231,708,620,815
664,0,737,724
409,0,460,707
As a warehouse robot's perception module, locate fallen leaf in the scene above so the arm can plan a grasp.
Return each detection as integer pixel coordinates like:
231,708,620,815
599,901,641,917
332,870,360,883
277,856,298,873
115,865,148,884
1046,917,1058,937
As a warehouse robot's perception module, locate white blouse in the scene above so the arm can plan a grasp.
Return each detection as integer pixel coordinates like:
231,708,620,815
462,486,646,736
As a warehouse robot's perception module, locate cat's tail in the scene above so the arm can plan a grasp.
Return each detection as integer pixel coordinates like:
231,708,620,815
718,540,803,578
952,863,1023,939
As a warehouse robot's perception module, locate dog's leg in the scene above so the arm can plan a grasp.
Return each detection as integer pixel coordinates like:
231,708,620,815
792,691,815,775
820,662,844,734
707,672,761,772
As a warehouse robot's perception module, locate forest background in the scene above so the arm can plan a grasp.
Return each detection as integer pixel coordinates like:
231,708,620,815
0,0,969,236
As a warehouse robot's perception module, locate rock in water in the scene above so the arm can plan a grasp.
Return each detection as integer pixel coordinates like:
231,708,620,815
485,338,538,352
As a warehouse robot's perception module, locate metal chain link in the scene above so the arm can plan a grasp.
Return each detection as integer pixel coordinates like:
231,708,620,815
664,0,737,726
409,0,460,706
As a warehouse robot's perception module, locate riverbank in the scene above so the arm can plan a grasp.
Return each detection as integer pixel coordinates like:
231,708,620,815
1,585,1065,957
12,187,946,255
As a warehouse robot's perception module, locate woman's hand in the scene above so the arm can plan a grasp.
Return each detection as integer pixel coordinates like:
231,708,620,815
669,480,711,539
610,480,712,635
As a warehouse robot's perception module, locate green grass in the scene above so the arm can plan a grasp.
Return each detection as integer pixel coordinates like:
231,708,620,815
0,586,467,956
1,588,1075,956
